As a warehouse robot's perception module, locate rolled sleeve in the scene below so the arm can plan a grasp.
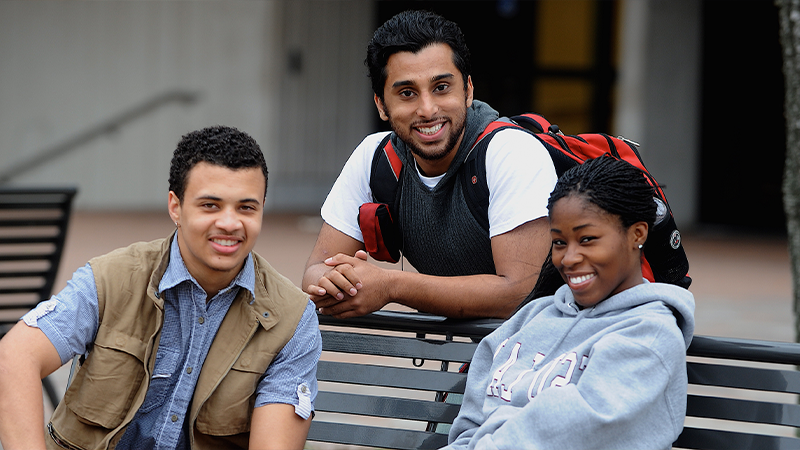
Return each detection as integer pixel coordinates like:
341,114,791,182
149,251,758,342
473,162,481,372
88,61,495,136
254,300,322,419
21,263,99,365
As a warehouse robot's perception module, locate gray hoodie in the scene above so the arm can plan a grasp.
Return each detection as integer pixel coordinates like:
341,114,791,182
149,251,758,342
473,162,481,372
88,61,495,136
444,281,695,450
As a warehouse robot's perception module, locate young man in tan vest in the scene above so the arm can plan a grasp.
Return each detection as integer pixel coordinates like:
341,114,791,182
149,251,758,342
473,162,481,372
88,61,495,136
0,126,321,450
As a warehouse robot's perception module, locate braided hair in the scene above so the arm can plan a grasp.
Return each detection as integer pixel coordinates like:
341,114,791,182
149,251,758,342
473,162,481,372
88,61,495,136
519,156,658,308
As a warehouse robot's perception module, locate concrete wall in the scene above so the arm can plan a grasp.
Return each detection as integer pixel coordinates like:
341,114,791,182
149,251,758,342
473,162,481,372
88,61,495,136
615,0,702,226
0,0,373,211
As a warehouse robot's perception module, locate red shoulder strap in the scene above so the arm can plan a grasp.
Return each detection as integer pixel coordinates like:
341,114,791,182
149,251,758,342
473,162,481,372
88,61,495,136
471,120,524,151
382,139,402,181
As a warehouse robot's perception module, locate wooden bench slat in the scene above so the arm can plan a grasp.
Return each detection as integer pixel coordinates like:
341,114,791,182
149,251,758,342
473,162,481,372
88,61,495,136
307,421,448,450
688,361,800,394
0,271,49,278
673,426,800,450
318,311,504,340
0,254,54,262
688,335,800,365
315,391,460,422
321,330,478,363
0,218,65,227
687,395,800,427
317,360,468,393
0,236,60,245
0,287,43,296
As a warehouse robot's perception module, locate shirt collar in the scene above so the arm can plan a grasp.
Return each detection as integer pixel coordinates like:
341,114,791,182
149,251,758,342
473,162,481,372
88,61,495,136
157,234,256,298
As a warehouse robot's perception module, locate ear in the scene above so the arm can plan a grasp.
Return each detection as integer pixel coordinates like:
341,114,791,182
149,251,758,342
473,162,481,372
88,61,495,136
465,75,474,108
168,191,181,225
374,94,389,121
629,221,649,249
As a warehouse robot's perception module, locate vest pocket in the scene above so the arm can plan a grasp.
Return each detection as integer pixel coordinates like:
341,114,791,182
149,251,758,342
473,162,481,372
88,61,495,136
64,329,147,430
195,351,275,435
138,346,181,413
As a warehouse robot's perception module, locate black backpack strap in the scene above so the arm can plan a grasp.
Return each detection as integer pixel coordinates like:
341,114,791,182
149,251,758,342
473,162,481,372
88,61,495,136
461,121,528,233
359,134,404,263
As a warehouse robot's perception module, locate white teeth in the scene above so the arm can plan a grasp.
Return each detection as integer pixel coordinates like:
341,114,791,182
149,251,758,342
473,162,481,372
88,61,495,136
213,239,237,246
417,123,443,135
569,274,595,284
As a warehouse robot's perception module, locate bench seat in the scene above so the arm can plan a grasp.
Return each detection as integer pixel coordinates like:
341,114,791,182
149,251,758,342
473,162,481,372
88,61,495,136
310,310,800,450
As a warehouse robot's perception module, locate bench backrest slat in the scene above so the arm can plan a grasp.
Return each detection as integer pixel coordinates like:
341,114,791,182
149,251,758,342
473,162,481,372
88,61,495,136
317,360,468,393
674,427,800,450
688,361,800,393
321,329,477,363
307,421,448,450
316,391,461,422
686,395,800,427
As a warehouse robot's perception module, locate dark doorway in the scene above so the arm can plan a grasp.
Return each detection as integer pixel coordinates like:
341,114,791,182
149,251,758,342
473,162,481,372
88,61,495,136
699,0,786,233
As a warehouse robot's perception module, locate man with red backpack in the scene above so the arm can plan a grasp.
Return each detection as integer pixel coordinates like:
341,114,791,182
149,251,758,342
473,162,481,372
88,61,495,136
302,10,558,319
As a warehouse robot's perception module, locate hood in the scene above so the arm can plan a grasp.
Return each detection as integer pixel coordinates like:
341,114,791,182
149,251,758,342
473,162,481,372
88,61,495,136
553,280,695,348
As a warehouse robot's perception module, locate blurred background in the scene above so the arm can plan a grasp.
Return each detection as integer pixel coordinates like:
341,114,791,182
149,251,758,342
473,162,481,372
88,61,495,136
0,0,786,232
0,0,792,342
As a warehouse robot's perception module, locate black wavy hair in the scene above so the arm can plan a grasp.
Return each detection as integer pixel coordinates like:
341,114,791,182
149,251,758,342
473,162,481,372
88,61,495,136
168,125,268,202
366,10,471,101
521,156,658,306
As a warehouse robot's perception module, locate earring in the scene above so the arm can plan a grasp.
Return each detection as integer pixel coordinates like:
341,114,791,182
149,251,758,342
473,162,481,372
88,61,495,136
638,244,643,249
175,222,179,228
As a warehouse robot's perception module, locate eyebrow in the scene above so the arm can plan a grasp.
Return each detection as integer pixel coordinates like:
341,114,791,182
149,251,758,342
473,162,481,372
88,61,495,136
551,223,593,233
391,73,455,89
196,195,262,205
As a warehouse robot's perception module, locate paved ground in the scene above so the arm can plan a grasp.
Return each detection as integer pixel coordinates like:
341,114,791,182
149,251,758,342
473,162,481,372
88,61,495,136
33,211,798,430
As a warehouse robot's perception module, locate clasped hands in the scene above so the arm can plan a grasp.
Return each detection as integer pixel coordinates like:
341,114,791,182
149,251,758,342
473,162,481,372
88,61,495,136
307,250,392,318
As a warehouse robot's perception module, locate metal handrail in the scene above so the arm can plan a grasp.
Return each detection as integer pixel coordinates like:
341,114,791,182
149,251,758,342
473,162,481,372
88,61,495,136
0,90,200,184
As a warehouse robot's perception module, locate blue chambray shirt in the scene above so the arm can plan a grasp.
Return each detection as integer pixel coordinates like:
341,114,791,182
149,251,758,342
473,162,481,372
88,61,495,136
23,236,321,450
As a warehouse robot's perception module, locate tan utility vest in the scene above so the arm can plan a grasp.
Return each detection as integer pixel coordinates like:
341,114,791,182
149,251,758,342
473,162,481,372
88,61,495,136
46,234,309,449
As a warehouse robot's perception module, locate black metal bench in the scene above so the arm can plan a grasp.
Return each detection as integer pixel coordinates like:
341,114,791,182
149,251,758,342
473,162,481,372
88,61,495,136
0,187,77,409
310,310,800,450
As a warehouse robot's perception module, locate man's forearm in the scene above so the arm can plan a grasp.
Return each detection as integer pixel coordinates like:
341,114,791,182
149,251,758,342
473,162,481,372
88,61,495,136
0,354,48,450
387,269,536,319
0,322,63,450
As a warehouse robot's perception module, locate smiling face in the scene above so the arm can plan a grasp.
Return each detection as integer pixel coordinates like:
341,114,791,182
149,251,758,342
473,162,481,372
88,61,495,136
168,161,265,297
374,43,474,176
549,194,648,309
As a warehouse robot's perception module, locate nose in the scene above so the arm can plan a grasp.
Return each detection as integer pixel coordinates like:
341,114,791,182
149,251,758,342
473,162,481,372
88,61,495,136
416,91,439,119
560,244,583,268
216,207,243,232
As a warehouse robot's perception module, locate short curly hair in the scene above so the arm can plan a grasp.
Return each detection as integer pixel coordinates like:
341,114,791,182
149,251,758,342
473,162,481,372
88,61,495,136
168,125,268,202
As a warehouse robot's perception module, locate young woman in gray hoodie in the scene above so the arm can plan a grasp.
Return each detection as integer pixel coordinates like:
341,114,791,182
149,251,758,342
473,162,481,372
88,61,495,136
444,156,695,450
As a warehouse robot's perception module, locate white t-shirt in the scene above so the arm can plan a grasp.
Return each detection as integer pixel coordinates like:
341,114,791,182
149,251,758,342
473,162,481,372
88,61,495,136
321,128,557,242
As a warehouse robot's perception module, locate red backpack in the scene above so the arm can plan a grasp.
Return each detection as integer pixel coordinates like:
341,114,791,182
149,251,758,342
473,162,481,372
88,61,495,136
358,113,691,288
